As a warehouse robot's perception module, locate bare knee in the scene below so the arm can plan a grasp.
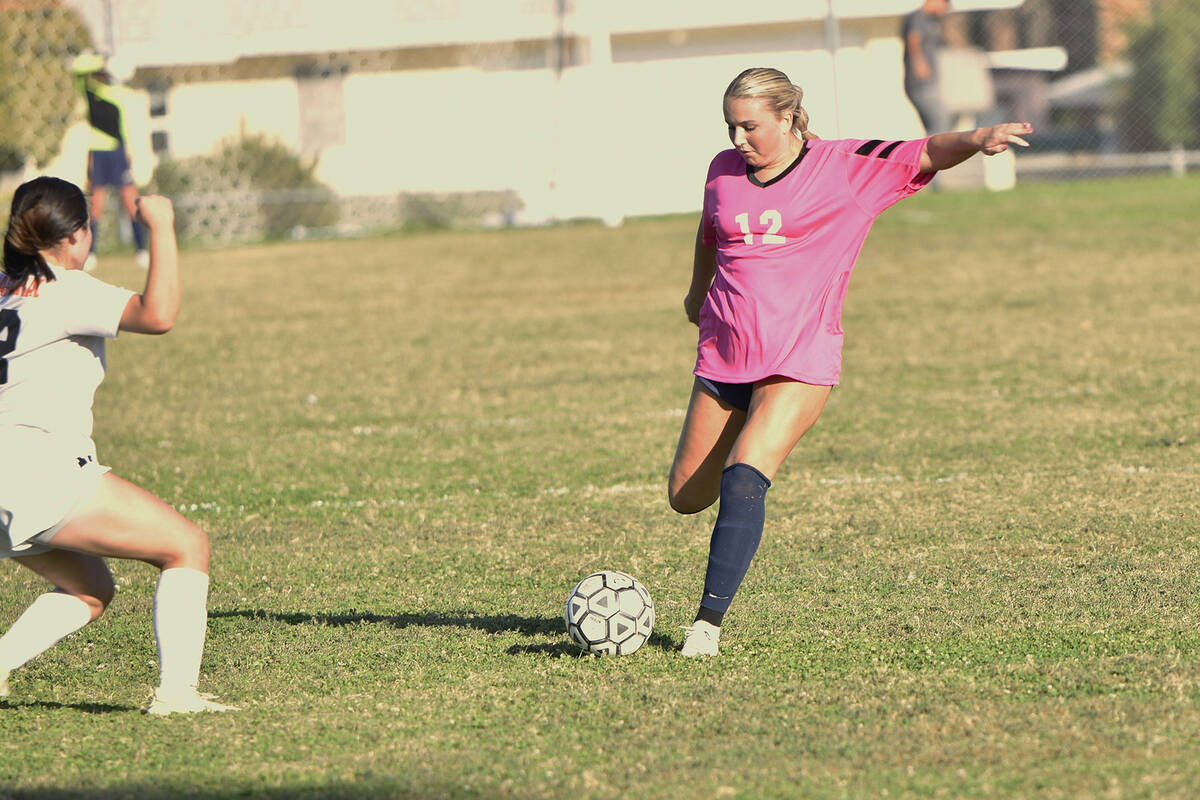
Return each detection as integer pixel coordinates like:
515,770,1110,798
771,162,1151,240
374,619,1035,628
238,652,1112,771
669,442,728,514
157,524,210,572
668,479,716,515
78,588,113,621
23,553,116,621
64,578,114,622
177,527,210,571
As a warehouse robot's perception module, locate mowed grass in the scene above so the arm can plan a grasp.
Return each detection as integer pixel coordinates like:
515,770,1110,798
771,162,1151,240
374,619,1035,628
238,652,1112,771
2,174,1198,799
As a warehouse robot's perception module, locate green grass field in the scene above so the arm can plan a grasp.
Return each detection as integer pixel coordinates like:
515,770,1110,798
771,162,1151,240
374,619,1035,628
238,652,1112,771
2,174,1199,799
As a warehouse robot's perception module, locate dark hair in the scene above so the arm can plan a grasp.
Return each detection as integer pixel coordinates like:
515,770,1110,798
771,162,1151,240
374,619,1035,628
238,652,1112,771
3,176,89,284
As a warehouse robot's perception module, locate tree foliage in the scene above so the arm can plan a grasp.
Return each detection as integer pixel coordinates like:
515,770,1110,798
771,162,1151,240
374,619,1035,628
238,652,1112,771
0,4,93,171
1124,0,1200,151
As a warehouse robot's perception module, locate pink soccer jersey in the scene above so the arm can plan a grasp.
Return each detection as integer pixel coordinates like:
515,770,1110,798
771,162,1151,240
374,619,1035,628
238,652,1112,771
696,137,933,386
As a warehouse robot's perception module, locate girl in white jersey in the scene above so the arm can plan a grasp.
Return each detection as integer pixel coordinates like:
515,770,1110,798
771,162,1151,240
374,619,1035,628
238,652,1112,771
669,68,1033,657
0,176,235,715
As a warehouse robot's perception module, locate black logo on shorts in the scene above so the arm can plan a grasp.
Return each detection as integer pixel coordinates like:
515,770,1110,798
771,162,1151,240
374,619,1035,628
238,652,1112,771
76,455,94,468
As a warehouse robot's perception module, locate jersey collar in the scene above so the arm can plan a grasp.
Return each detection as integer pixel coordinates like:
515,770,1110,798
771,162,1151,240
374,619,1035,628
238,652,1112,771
747,140,810,188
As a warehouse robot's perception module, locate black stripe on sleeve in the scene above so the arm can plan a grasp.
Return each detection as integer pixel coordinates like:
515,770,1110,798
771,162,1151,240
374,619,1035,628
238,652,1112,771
855,139,884,156
876,141,902,159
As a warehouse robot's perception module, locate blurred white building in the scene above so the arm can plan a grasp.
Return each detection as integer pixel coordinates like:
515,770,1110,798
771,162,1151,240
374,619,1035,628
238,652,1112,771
58,0,1027,226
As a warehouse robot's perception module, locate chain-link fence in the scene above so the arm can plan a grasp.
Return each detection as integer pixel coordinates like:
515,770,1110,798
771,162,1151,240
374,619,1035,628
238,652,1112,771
1,1,1197,249
945,0,1200,182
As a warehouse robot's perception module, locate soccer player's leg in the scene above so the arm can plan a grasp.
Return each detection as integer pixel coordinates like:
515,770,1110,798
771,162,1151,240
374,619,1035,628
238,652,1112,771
50,473,208,570
683,379,830,656
118,182,148,264
83,181,108,272
0,550,112,696
668,377,747,515
88,182,106,242
46,473,236,715
729,378,830,478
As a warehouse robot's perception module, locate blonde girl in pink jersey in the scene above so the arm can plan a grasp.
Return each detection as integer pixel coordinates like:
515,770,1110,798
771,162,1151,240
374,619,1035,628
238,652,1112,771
669,67,1033,656
0,176,236,714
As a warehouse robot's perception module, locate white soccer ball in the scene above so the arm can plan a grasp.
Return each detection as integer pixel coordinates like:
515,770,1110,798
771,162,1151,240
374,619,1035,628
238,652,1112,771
564,570,654,655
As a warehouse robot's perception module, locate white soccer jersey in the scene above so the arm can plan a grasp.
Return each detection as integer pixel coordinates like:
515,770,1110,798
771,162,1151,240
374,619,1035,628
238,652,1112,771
0,267,133,441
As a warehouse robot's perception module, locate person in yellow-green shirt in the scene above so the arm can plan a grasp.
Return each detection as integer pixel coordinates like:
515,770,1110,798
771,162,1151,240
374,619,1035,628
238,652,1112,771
72,53,148,271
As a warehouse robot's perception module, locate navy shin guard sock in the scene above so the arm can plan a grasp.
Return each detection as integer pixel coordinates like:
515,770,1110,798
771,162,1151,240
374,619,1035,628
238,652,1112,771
89,221,99,252
699,463,771,619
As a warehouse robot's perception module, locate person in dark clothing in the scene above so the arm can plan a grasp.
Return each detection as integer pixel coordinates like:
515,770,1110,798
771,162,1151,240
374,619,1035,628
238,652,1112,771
72,53,149,271
903,0,952,135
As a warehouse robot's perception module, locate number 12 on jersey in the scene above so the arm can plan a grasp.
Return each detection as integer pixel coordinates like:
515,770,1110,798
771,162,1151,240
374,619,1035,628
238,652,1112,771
734,210,786,245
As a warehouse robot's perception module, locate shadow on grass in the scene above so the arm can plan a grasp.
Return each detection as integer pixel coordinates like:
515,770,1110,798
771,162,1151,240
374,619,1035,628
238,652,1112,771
210,608,680,655
507,628,677,658
2,784,489,800
211,607,561,635
0,698,134,714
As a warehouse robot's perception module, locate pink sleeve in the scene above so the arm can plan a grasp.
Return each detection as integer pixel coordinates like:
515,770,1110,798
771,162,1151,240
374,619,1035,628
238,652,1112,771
842,138,933,216
699,152,727,248
700,194,716,247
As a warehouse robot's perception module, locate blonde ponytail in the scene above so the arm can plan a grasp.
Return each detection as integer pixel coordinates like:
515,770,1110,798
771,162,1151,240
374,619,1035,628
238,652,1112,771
724,67,818,140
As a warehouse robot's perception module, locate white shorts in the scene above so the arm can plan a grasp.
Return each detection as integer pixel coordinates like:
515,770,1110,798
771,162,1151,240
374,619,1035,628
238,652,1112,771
0,426,110,559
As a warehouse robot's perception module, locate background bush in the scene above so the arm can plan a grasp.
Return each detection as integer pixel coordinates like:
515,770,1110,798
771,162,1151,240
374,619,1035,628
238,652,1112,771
150,134,339,243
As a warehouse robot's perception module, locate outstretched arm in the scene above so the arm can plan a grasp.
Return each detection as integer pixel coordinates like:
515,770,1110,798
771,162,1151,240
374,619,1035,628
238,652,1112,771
920,122,1033,173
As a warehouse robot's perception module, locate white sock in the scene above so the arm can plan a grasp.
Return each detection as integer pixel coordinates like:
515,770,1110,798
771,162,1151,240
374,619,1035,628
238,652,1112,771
153,567,210,692
0,591,92,672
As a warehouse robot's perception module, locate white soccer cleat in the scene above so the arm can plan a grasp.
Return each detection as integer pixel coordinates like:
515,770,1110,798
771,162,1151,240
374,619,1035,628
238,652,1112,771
135,249,150,269
83,254,98,273
143,688,239,716
680,620,721,657
0,669,10,698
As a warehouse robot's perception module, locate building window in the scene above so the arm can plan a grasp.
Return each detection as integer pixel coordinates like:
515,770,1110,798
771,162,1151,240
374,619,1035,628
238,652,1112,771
151,130,169,156
148,81,169,118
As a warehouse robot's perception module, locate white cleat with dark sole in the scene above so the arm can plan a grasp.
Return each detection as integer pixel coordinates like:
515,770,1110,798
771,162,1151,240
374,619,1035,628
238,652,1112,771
680,620,721,657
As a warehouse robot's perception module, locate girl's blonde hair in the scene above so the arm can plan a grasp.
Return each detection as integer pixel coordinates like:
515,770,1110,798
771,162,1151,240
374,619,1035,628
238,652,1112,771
724,67,817,140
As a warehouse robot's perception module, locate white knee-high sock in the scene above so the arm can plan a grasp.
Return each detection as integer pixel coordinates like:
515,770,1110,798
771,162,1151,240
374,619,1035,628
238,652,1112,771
153,567,210,692
0,592,92,672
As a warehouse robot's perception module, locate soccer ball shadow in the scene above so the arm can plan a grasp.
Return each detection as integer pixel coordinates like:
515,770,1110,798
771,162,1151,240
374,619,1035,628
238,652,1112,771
507,628,675,658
